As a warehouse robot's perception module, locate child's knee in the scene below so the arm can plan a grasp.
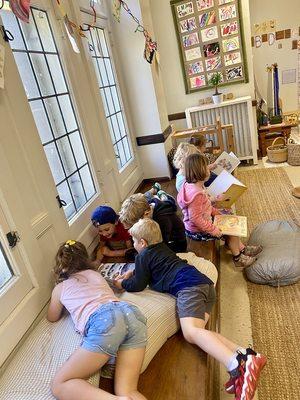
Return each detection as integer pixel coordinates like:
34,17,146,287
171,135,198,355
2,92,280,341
50,375,63,399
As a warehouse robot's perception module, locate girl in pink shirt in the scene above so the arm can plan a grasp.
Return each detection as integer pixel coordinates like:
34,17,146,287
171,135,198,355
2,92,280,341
47,240,147,400
177,153,262,269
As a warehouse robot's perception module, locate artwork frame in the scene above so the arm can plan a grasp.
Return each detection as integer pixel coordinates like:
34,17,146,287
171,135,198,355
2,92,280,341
171,0,248,93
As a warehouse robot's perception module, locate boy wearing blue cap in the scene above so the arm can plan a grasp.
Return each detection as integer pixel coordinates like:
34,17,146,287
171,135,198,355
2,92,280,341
91,206,133,261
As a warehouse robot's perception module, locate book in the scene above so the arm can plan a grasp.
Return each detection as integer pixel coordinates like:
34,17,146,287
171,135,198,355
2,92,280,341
98,263,135,286
211,151,240,175
213,214,247,237
206,169,247,207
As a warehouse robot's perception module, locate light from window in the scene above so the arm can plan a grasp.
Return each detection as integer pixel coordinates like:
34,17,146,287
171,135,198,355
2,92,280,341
0,242,13,290
87,26,133,170
1,5,96,220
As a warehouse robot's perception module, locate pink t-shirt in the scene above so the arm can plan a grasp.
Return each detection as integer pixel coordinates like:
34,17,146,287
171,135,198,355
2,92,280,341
60,269,118,334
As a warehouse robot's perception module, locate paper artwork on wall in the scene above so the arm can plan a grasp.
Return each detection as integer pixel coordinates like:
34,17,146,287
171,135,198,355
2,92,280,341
221,21,238,36
185,47,202,61
196,0,214,11
282,69,296,84
199,10,216,27
177,2,194,18
205,55,221,70
222,36,239,52
188,60,204,75
203,41,220,57
219,4,236,21
171,0,247,93
268,32,276,46
201,26,218,42
180,17,197,32
190,74,206,87
182,32,199,47
255,35,262,48
226,65,243,80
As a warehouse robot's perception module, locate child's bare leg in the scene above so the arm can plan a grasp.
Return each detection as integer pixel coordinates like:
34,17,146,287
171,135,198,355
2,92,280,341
114,347,147,400
204,313,240,352
51,348,129,400
225,235,245,256
180,317,238,367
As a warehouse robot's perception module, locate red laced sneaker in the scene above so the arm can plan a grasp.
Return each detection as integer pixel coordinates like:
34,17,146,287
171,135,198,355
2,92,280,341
241,353,267,399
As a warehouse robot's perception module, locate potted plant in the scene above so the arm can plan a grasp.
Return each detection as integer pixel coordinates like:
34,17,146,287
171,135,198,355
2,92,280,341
209,72,223,104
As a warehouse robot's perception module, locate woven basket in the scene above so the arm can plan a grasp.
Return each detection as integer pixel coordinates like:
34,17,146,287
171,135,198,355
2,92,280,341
267,137,287,163
287,139,300,166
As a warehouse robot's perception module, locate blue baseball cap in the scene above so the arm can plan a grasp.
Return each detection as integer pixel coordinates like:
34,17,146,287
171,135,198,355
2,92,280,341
91,206,118,226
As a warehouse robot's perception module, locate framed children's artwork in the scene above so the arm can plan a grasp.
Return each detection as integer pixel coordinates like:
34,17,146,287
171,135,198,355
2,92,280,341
171,0,248,93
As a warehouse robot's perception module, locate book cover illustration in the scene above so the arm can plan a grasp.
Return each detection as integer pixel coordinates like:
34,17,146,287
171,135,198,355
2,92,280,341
214,214,247,237
98,263,135,286
207,169,247,207
211,151,240,175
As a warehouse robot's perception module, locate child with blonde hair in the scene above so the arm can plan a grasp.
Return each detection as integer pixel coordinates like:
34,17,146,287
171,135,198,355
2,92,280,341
177,153,262,269
174,141,217,191
119,193,187,252
114,219,266,400
47,240,147,400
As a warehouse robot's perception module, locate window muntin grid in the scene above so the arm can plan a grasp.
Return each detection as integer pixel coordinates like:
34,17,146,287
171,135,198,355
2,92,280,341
87,26,133,170
0,241,13,290
1,5,96,220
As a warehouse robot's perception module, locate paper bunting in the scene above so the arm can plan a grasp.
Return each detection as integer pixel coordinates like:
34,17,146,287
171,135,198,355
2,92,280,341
112,0,121,22
9,0,30,23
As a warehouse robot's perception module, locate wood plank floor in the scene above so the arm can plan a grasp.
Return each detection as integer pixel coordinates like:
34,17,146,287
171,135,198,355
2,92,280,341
100,179,217,400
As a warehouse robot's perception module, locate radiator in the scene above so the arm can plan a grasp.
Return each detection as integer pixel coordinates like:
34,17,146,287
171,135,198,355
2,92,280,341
185,96,258,163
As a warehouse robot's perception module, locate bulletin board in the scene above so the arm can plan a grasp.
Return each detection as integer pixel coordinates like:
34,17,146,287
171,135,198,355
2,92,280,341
171,0,248,94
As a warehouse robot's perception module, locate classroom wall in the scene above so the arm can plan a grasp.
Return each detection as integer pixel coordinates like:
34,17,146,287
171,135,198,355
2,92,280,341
249,0,300,112
149,0,255,122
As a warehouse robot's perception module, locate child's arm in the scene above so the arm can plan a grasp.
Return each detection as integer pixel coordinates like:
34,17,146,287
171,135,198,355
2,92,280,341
47,283,64,322
115,255,151,292
100,245,128,258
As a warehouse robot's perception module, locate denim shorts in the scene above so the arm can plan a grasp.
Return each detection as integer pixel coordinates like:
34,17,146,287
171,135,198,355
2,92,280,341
81,302,147,356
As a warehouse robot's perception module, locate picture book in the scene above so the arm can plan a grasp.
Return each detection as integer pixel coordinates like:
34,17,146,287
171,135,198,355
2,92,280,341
207,169,247,207
98,263,135,286
211,151,240,175
213,214,247,237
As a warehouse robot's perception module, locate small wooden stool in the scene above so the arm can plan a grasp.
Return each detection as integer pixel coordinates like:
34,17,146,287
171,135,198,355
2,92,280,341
258,122,297,157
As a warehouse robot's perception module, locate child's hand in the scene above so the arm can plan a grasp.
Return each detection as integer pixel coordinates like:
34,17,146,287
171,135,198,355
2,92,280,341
209,162,217,170
113,278,123,289
118,270,134,280
215,193,226,201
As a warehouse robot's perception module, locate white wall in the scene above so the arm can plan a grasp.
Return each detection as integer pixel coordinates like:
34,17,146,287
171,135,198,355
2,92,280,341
249,0,300,112
149,0,255,118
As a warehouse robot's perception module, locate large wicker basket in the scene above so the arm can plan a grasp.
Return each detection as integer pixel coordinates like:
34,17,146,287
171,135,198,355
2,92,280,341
287,139,300,166
267,137,287,163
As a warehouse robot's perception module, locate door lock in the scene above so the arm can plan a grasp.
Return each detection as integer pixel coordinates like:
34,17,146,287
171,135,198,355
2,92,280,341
6,231,20,248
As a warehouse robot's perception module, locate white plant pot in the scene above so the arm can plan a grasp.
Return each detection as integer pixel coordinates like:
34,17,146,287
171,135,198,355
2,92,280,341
212,93,223,104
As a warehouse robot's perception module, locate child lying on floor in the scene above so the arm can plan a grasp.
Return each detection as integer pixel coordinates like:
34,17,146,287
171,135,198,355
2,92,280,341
113,219,266,400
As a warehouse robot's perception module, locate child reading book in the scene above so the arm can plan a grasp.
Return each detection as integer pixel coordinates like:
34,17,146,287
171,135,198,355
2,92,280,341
91,206,134,262
113,219,266,400
177,153,262,268
47,240,147,400
174,142,217,192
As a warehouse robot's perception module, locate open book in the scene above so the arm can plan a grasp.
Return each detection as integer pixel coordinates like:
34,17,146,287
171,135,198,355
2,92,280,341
214,215,247,237
98,263,135,286
206,169,247,207
211,151,240,175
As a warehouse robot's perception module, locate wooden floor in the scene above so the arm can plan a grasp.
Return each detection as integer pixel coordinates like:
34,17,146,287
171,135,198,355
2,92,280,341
100,179,219,400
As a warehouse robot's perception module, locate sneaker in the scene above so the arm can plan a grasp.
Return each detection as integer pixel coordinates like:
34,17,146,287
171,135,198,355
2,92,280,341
225,348,257,394
152,182,161,193
233,253,257,269
157,190,168,201
243,245,263,257
239,353,267,399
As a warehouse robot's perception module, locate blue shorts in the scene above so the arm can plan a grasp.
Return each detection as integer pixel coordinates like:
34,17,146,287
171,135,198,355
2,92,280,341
81,302,147,357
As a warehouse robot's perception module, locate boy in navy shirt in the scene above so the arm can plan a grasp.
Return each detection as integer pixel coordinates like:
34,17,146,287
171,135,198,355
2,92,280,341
114,219,266,400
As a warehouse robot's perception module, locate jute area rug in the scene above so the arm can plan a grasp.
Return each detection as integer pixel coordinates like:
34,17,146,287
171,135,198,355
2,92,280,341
235,167,300,400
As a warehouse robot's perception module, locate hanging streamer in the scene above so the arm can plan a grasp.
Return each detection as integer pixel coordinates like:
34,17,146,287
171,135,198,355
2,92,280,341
80,0,96,32
115,0,158,64
9,0,30,23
